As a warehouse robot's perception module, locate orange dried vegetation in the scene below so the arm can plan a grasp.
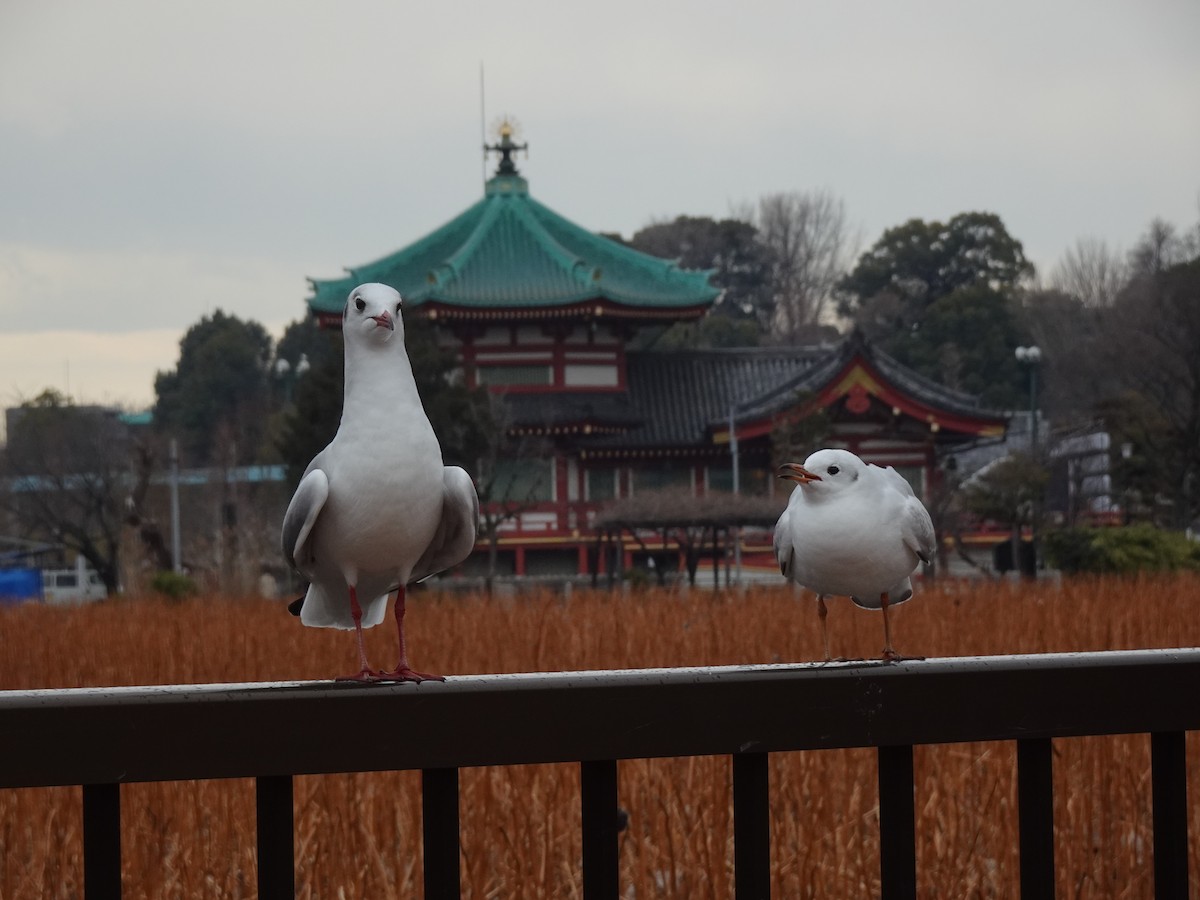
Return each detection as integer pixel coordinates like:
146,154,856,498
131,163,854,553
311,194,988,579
2,574,1199,898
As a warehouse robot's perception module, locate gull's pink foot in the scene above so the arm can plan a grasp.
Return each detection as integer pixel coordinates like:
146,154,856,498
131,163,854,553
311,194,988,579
336,667,387,683
377,666,446,683
881,648,925,663
380,587,445,682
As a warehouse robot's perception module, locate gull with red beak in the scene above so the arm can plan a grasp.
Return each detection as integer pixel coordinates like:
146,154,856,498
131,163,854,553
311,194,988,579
282,282,479,682
773,448,935,661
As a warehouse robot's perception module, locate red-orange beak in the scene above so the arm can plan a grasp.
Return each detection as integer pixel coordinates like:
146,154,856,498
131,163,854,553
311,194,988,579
371,311,395,331
777,462,822,484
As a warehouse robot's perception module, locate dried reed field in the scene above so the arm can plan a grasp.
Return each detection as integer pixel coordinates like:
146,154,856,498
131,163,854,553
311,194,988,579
2,574,1200,898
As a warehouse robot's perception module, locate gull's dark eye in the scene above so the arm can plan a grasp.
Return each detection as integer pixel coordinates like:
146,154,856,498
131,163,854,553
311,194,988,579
354,297,366,312
827,465,840,476
395,302,402,315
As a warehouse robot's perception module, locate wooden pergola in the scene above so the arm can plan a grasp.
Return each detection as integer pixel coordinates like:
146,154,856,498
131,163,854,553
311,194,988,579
590,488,786,588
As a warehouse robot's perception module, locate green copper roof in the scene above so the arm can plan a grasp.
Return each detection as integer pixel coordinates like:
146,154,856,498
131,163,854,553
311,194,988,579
306,173,720,318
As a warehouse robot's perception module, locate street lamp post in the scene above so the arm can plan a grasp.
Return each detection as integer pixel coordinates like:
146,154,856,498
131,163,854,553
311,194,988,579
1014,345,1042,453
1014,345,1043,580
274,353,311,405
729,404,740,495
729,404,742,586
169,438,182,574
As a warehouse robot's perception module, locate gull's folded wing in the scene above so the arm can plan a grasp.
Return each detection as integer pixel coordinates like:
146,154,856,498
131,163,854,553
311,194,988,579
772,507,794,578
410,466,480,584
281,468,329,575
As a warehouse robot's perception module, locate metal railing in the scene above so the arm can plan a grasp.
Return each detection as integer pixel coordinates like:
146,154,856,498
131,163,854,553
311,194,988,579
2,649,1198,899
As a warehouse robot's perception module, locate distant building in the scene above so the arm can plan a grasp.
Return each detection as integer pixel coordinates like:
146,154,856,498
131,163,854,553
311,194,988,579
304,127,1009,578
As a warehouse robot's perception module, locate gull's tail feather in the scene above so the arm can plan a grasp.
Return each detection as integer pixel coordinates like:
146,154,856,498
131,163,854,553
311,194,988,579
850,577,914,610
298,583,390,630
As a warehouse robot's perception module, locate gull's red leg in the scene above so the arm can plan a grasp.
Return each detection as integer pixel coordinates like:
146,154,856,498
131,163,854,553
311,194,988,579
880,591,898,660
879,593,923,662
336,584,381,682
817,594,832,662
379,586,445,683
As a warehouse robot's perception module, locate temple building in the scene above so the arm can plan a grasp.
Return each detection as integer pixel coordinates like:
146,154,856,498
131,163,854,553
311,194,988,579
305,126,1008,578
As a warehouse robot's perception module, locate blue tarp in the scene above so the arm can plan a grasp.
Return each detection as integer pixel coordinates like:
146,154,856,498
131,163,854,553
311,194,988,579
0,568,42,604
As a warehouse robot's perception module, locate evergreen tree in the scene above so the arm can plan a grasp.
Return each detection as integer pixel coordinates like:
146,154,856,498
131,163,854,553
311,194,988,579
153,310,273,466
841,212,1034,408
840,212,1033,322
628,215,775,334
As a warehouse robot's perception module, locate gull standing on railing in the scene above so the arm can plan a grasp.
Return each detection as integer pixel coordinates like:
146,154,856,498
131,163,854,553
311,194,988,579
282,283,479,682
773,448,935,661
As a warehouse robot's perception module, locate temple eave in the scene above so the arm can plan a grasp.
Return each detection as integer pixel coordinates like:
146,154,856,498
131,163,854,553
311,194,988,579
422,300,711,322
508,422,632,438
318,300,710,329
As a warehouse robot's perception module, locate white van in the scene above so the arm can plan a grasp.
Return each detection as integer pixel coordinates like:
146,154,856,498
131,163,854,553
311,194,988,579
41,558,108,604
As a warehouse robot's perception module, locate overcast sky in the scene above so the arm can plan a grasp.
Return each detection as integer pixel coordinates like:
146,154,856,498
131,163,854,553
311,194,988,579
1,0,1197,414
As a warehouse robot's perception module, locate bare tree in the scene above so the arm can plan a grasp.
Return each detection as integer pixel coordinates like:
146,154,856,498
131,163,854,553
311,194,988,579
1050,237,1127,308
0,391,132,594
1018,288,1114,425
1128,217,1200,280
472,396,552,594
122,434,174,574
749,190,858,339
963,455,1050,580
1100,257,1200,527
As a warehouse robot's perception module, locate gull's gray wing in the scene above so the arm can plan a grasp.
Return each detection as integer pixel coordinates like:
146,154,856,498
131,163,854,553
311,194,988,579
902,495,937,564
281,468,329,575
873,464,936,564
772,506,793,579
410,466,480,584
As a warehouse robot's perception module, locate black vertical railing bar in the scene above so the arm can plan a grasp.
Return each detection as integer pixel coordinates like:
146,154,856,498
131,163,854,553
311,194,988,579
1150,731,1189,900
255,775,295,900
580,759,619,900
732,751,771,900
877,745,917,900
1017,737,1055,900
82,782,121,900
422,767,462,900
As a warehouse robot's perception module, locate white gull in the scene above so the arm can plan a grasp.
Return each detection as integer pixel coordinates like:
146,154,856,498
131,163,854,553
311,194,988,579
282,283,479,682
773,448,935,660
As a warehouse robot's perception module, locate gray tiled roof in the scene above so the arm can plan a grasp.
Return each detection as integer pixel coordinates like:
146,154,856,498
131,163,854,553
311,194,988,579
497,347,827,444
499,332,1008,450
606,346,830,447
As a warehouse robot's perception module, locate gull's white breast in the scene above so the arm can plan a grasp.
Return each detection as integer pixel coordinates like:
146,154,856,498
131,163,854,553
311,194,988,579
784,485,919,599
